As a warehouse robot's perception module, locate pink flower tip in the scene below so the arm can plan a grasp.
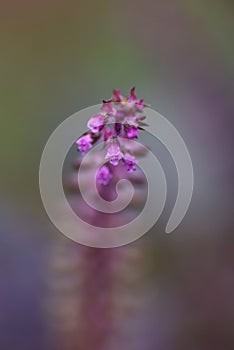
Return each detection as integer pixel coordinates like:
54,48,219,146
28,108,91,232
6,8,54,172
112,90,123,102
128,87,145,111
129,87,137,101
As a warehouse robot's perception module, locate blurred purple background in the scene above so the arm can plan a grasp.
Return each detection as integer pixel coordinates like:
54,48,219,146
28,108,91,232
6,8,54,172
1,1,234,349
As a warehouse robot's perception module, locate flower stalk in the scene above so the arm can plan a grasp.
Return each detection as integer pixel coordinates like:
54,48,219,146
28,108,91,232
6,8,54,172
46,88,149,350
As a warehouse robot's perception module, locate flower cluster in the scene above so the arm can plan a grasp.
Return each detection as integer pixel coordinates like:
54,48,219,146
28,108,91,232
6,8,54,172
76,87,148,185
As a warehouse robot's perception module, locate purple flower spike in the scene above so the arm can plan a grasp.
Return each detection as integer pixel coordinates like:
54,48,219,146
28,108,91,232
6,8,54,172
76,87,148,182
76,134,93,155
105,142,123,166
124,124,138,139
123,153,137,172
87,114,105,133
96,165,112,185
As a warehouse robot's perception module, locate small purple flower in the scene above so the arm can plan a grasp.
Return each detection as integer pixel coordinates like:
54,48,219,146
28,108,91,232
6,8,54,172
101,99,116,116
96,165,112,185
124,124,138,139
105,142,123,166
87,114,105,133
76,134,93,155
123,153,137,172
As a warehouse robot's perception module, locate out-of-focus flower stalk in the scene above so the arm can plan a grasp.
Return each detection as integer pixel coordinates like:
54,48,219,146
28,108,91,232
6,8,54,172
47,239,143,350
46,88,148,350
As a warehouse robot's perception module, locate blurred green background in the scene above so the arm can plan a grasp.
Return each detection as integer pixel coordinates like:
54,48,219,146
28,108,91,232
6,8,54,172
1,0,234,349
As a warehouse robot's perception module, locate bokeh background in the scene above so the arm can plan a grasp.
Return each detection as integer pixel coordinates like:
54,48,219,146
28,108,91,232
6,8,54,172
1,0,234,349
